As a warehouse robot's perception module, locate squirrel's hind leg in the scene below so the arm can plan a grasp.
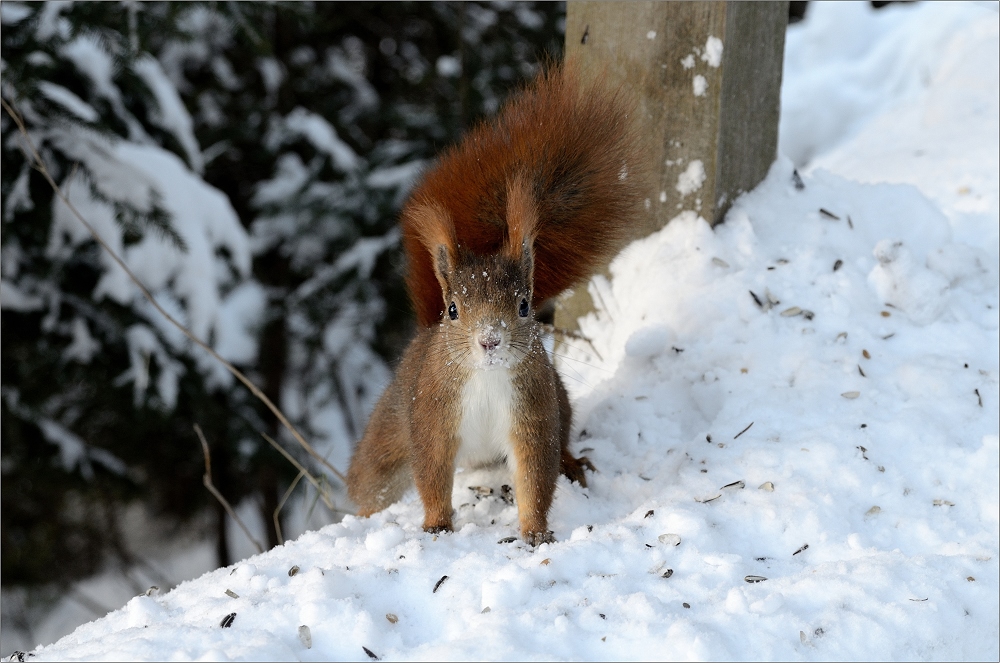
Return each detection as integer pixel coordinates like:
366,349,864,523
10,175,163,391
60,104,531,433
554,371,595,487
347,383,413,516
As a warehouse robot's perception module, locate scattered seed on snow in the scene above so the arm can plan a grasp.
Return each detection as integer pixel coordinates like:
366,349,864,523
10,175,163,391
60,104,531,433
662,569,674,579
866,506,882,516
712,257,730,268
909,598,928,602
683,602,691,609
644,509,655,518
695,494,721,503
220,613,236,628
224,589,239,599
433,575,449,593
792,544,809,555
145,586,159,597
298,625,312,649
819,208,840,220
975,388,982,407
842,391,860,399
481,607,491,613
750,290,765,309
734,422,754,439
933,499,955,506
470,486,493,496
386,613,398,624
363,645,380,660
721,480,745,490
658,533,682,546
744,575,768,583
833,259,843,271
781,306,802,317
759,481,775,491
540,558,551,566
858,365,866,377
792,170,805,190
288,566,299,577
497,537,517,544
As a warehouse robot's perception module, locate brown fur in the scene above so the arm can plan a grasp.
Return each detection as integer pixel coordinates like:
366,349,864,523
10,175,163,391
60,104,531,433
402,61,646,326
348,62,642,543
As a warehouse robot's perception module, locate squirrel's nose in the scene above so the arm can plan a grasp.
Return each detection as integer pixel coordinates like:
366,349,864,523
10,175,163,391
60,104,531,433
478,331,501,352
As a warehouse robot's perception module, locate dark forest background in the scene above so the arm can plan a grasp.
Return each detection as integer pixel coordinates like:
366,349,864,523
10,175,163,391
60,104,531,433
1,0,565,624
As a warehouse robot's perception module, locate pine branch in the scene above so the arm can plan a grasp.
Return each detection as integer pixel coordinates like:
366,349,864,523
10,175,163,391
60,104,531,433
1,95,348,486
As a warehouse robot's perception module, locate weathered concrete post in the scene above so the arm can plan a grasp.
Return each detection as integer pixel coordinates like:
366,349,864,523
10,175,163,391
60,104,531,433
556,1,788,330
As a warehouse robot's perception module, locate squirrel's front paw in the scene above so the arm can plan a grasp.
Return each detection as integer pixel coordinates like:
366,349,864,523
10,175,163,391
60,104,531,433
423,520,453,535
523,530,555,546
560,452,596,487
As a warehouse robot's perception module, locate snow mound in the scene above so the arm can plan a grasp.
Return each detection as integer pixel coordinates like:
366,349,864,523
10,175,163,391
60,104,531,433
27,3,999,661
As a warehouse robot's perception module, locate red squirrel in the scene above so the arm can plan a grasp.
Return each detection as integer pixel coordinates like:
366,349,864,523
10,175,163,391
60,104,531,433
346,62,645,545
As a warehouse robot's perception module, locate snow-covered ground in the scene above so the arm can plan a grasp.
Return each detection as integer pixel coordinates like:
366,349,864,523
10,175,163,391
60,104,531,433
16,2,1000,660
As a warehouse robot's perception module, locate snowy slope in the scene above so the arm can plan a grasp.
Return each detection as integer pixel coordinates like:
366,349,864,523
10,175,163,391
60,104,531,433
23,3,999,661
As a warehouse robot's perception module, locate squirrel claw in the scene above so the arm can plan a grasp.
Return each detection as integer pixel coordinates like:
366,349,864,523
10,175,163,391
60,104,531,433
561,453,596,488
423,524,452,535
524,530,555,547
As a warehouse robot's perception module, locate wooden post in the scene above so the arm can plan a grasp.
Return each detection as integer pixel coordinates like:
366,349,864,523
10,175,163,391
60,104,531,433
556,1,788,331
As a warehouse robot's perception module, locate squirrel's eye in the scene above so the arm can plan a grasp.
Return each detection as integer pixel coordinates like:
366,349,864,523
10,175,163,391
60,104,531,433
448,302,458,320
518,298,529,318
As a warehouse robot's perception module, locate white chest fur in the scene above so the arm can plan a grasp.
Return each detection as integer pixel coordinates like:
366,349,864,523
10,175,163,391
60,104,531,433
455,368,516,469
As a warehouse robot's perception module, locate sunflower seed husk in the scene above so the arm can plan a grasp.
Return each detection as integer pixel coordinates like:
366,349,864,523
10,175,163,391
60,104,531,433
657,533,682,546
298,625,312,649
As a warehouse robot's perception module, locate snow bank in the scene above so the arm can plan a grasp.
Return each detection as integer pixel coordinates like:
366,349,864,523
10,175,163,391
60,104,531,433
25,3,999,661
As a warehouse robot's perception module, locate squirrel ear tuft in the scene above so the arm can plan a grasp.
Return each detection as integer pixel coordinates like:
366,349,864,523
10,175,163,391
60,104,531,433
434,244,453,290
505,173,538,260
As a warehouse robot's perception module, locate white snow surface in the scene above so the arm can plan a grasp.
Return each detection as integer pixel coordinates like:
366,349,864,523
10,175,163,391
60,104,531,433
28,4,1000,661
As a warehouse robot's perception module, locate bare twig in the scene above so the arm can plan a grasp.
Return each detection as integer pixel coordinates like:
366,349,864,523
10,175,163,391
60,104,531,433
194,424,264,554
273,470,305,546
1,96,346,485
541,323,603,362
261,432,336,511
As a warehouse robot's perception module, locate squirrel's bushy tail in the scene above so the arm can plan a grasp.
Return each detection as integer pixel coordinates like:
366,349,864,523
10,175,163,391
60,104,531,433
402,61,647,327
